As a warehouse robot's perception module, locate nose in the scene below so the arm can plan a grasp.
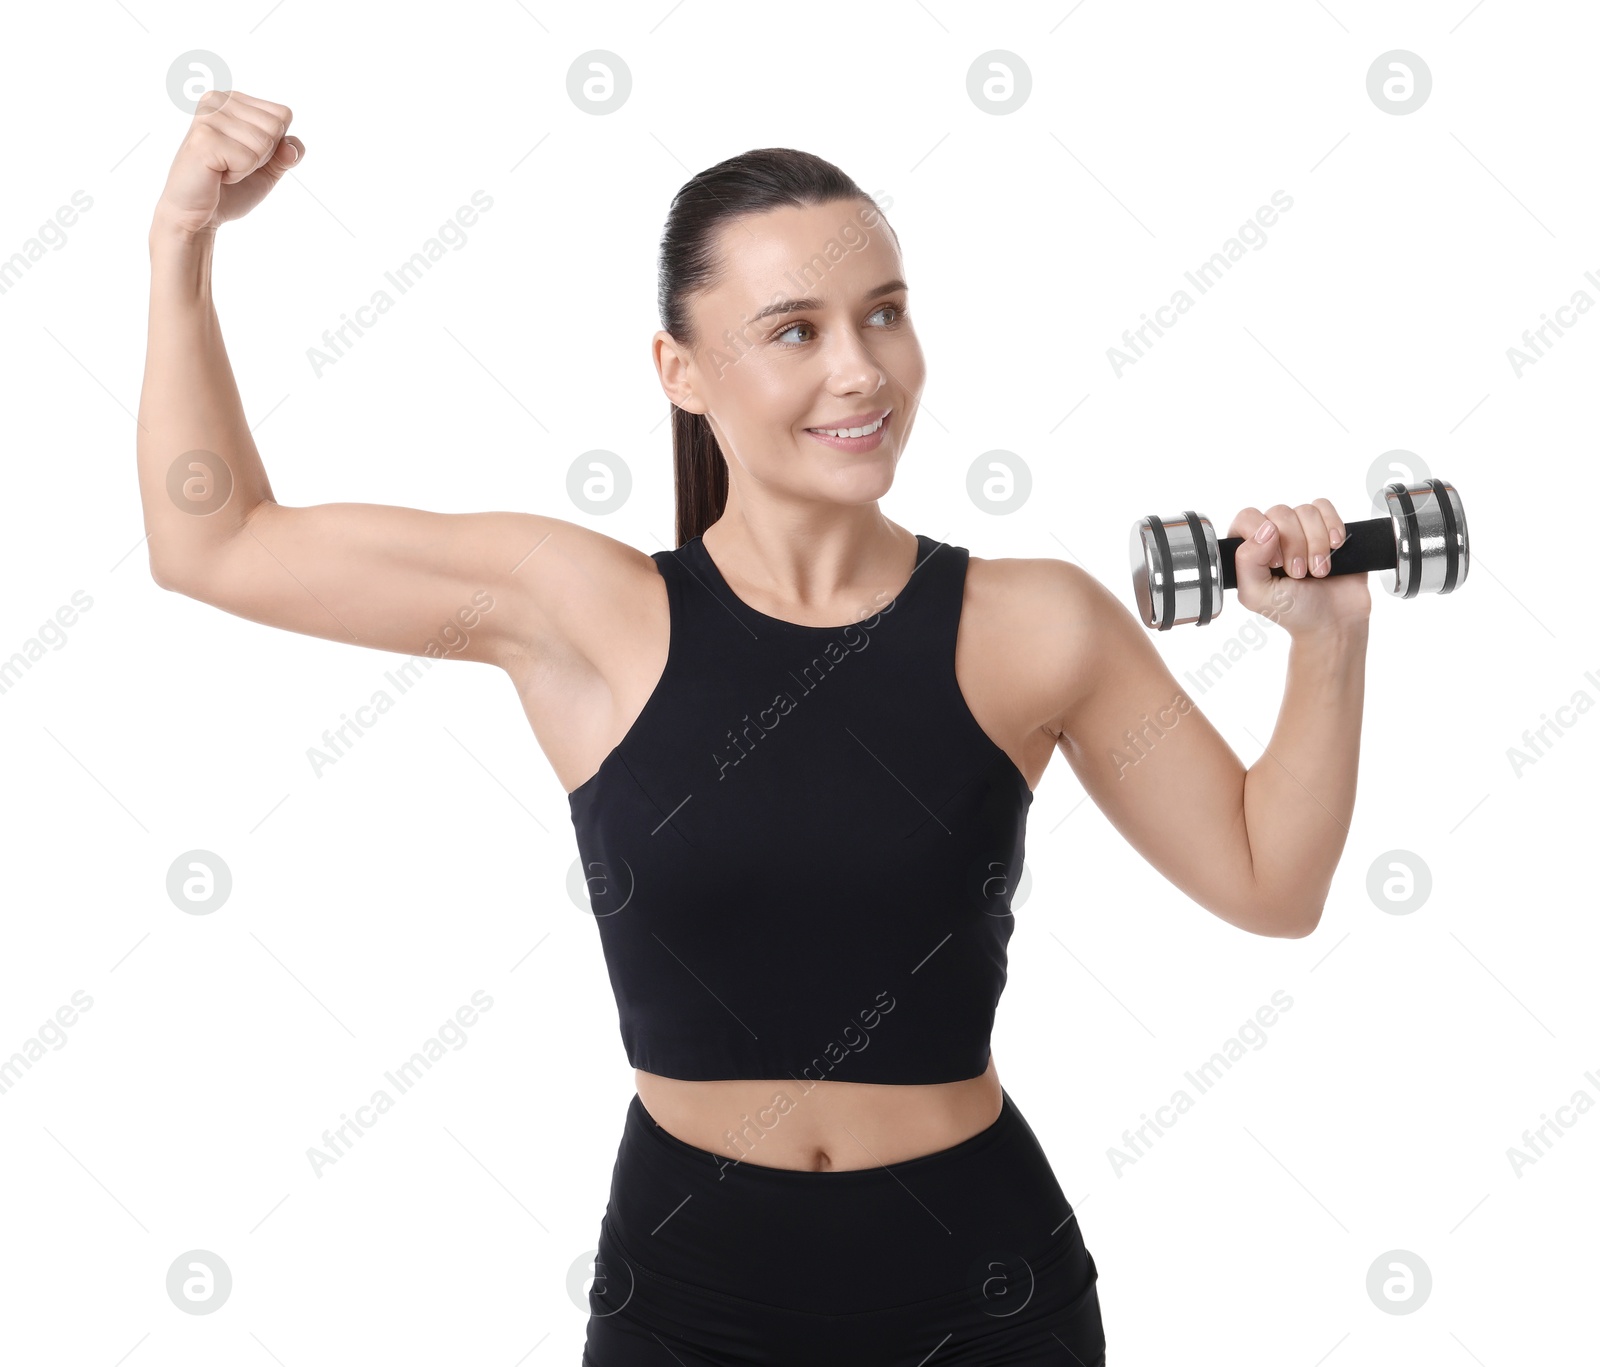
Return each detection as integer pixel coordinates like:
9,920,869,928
822,327,888,396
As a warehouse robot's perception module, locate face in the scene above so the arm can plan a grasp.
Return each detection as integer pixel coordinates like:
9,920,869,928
654,199,925,506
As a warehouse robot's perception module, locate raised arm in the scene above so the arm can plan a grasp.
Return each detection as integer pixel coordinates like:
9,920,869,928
1036,501,1371,938
137,89,597,672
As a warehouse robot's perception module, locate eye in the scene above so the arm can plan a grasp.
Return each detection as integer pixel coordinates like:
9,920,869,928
772,303,908,347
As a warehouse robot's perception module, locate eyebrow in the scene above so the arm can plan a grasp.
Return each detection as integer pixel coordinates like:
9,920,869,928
747,278,909,324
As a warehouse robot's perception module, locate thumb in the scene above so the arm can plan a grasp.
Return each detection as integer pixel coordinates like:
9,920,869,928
214,135,305,225
245,135,302,190
269,135,304,172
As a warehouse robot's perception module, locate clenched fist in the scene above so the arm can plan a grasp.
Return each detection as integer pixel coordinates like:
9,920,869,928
1228,500,1372,638
153,90,303,238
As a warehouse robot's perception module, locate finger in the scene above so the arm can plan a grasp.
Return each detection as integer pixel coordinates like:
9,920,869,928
194,112,283,183
1264,503,1304,576
1226,506,1264,540
214,91,294,127
1293,503,1333,578
211,96,291,149
193,89,294,128
193,88,233,118
1312,498,1345,551
213,93,299,173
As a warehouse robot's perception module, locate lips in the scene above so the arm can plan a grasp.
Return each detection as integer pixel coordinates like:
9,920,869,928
803,409,892,451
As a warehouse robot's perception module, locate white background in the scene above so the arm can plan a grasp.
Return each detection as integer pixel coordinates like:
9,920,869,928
1,0,1593,1362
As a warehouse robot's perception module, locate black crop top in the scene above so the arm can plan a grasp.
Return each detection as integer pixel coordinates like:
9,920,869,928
566,532,1033,1084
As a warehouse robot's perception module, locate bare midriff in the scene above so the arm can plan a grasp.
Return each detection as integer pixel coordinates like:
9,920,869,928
633,1053,1004,1171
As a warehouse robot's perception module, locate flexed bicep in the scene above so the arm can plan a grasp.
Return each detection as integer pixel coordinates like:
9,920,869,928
159,503,639,674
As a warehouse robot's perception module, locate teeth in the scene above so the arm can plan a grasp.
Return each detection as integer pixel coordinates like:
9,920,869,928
813,414,885,439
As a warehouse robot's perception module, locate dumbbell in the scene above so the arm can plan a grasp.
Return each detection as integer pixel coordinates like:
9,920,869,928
1129,478,1468,630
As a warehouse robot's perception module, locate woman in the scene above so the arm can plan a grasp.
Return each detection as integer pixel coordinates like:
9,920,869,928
139,92,1369,1366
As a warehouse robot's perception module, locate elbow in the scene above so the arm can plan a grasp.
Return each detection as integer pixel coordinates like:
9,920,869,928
1241,899,1322,939
149,558,190,594
1278,903,1323,939
150,553,209,597
146,501,264,596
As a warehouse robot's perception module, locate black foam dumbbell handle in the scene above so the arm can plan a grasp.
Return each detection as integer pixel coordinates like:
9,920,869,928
1217,516,1397,591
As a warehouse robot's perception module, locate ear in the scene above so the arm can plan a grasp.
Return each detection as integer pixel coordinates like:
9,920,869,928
652,330,707,414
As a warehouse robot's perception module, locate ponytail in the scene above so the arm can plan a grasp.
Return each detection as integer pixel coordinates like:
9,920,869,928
671,405,728,549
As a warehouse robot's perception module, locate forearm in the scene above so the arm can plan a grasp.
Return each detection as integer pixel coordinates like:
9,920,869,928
137,219,274,586
1241,621,1369,932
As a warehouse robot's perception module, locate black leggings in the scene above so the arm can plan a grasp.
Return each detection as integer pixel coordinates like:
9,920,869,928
582,1087,1107,1365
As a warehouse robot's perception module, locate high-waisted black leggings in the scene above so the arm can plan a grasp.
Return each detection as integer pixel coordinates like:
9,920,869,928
582,1087,1106,1365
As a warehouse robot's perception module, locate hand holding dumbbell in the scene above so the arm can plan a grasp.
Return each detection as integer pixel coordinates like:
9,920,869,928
1129,478,1468,631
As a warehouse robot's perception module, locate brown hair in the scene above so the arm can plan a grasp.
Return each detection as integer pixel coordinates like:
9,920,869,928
657,148,895,546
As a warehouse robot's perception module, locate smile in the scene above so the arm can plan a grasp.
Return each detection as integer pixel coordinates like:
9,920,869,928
805,411,889,440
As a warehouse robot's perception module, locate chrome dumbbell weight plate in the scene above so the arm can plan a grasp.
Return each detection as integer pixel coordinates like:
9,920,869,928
1129,511,1224,632
1381,479,1469,600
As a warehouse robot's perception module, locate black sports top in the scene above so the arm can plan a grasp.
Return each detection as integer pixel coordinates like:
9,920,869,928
566,533,1034,1084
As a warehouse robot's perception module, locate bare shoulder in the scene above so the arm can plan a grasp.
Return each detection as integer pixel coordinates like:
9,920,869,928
962,551,1126,738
